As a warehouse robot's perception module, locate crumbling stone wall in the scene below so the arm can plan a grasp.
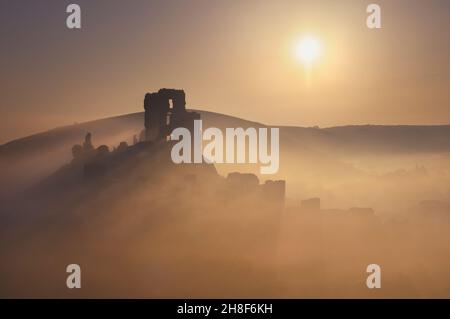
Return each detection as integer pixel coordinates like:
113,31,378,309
144,88,200,142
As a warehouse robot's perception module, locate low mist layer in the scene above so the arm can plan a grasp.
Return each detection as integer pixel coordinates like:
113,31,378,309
1,111,450,298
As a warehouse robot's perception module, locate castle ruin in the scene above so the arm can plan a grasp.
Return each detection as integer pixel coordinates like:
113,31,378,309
71,89,285,207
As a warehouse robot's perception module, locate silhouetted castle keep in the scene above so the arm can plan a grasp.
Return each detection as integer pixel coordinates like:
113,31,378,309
144,88,200,141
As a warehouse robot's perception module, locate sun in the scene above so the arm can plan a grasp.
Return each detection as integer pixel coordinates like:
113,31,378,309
294,35,322,66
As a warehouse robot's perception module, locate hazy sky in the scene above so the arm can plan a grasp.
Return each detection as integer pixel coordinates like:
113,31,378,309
1,0,449,143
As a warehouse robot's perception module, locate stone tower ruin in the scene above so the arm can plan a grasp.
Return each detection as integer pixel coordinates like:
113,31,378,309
144,88,200,141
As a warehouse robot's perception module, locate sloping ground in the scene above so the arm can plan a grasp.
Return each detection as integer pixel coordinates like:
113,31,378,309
0,110,263,161
2,109,450,200
3,110,450,163
0,141,284,298
0,110,263,197
280,124,450,154
0,113,143,160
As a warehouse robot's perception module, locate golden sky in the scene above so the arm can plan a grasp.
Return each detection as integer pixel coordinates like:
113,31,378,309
1,0,449,143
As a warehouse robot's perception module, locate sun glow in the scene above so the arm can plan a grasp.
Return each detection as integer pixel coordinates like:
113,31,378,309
294,35,322,67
